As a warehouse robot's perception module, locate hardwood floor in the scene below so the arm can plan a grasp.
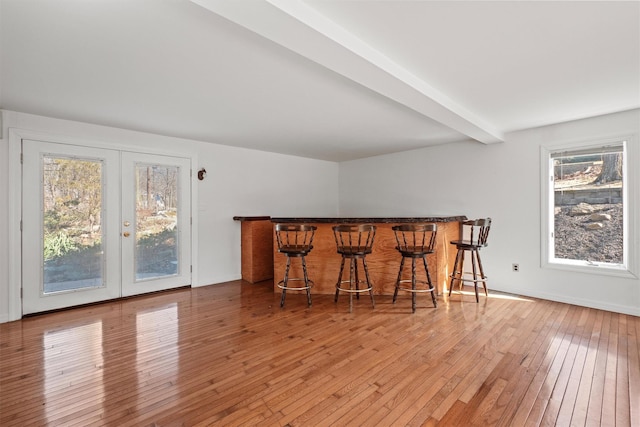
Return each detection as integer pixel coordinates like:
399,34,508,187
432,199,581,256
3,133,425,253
1,281,638,426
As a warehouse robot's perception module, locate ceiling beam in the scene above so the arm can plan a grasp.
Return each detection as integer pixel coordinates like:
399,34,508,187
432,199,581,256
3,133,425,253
190,0,504,144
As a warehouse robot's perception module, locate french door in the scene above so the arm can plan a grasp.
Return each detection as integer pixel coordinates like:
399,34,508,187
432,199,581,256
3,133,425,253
22,140,191,314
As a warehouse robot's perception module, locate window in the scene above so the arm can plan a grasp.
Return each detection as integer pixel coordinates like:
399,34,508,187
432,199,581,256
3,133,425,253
541,137,637,277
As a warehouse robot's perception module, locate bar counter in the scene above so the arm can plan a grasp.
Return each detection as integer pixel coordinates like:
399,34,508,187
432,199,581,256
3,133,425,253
233,216,274,283
270,216,466,296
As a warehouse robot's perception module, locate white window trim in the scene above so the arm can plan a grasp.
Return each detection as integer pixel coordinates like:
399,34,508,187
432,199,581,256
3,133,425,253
540,134,638,279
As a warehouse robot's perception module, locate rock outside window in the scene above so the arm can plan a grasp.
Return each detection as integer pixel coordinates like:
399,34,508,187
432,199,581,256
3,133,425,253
541,137,637,278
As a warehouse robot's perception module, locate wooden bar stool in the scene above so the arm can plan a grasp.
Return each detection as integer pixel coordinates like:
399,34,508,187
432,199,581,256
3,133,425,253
392,223,438,312
448,218,492,302
332,224,376,313
275,224,316,307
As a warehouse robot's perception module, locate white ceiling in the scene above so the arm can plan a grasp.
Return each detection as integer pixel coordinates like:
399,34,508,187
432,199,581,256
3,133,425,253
1,0,638,162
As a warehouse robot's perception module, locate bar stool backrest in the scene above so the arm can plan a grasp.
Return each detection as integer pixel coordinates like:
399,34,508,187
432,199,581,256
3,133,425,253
463,218,492,247
332,224,376,256
275,224,316,253
392,223,437,254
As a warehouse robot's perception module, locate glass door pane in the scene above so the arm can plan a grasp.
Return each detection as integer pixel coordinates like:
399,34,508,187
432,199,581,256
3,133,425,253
43,156,105,293
121,152,191,297
22,140,121,315
135,164,179,281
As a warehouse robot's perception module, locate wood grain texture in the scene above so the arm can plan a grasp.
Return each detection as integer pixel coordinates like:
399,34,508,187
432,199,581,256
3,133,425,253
1,281,637,426
273,221,461,297
240,219,273,283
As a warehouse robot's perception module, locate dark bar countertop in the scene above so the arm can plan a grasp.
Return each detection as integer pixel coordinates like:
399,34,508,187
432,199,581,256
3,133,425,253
233,216,271,221
270,216,467,224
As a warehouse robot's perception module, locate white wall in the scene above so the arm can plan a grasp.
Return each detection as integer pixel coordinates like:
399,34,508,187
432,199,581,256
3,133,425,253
0,114,7,322
0,110,339,322
195,141,338,286
339,109,640,315
2,109,636,321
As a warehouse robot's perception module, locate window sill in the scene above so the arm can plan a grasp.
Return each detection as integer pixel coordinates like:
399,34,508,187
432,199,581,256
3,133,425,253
543,259,638,279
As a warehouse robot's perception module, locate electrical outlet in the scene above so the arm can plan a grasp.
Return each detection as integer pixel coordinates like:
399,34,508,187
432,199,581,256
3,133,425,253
512,263,519,272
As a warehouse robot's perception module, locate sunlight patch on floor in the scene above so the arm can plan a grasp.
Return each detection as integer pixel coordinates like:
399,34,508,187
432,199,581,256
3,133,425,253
447,288,534,302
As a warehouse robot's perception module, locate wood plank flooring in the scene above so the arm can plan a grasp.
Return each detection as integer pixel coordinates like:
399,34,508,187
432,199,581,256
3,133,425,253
1,281,638,426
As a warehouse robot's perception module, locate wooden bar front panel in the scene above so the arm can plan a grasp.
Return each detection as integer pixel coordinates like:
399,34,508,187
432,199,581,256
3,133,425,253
273,221,460,295
240,220,274,283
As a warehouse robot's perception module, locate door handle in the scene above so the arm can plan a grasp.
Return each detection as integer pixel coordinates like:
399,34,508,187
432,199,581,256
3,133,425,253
123,232,131,237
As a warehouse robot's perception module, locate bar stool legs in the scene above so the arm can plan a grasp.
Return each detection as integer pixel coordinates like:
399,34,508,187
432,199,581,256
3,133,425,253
393,255,437,312
280,254,313,307
448,247,488,303
335,255,375,313
362,257,375,308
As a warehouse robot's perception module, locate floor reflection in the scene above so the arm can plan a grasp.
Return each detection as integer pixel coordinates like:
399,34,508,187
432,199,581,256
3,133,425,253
135,304,179,412
44,320,104,424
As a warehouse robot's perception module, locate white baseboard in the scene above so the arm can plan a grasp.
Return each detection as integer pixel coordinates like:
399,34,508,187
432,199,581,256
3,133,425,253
194,274,242,287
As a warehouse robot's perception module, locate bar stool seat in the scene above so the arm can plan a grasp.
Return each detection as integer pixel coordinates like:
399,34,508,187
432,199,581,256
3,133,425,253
449,218,492,302
392,224,438,312
275,224,316,307
333,224,376,313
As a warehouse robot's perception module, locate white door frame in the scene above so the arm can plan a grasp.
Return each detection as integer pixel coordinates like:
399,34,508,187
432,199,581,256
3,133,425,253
8,128,199,321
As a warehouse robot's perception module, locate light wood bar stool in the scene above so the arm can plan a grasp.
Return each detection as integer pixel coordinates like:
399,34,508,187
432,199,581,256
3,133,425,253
392,223,438,312
332,224,376,313
275,224,316,307
448,218,492,302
